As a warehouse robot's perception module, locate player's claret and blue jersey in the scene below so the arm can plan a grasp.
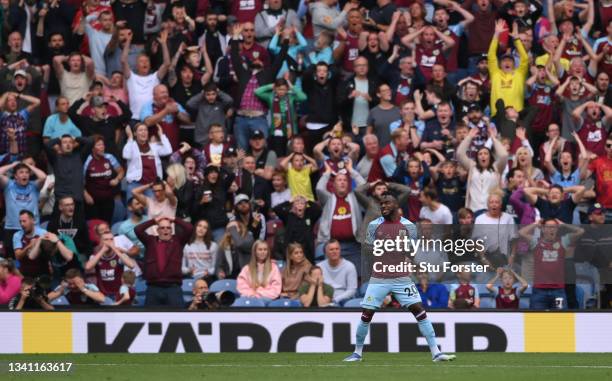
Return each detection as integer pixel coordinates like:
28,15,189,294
366,216,418,280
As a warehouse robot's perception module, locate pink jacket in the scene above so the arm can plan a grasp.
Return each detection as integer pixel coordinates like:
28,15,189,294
237,262,282,299
0,274,22,305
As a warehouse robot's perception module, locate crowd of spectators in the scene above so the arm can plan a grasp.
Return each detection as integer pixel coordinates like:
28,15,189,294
0,0,611,311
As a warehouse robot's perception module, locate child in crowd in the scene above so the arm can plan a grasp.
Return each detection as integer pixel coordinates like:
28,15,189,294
279,152,318,201
486,268,529,309
114,270,137,306
448,271,480,309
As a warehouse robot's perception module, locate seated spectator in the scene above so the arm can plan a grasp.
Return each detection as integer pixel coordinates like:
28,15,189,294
273,196,322,263
416,272,449,309
0,258,21,305
182,219,219,282
281,243,313,299
269,171,291,211
113,270,137,306
0,91,41,157
8,276,54,310
192,165,235,241
187,277,210,310
236,240,282,300
318,239,358,305
299,265,334,307
486,268,529,309
48,268,106,306
448,271,480,309
85,231,137,300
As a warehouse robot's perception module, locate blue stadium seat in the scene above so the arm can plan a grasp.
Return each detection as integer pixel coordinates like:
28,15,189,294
51,295,69,306
522,285,532,295
267,298,302,307
276,260,286,270
475,283,491,297
182,278,196,294
343,298,363,308
111,221,123,235
232,297,267,307
479,296,495,309
112,198,127,225
209,279,238,294
183,294,193,304
575,285,585,309
519,296,530,309
134,294,146,307
358,282,369,297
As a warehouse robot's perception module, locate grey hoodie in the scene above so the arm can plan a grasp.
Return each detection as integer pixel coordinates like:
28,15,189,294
309,1,347,38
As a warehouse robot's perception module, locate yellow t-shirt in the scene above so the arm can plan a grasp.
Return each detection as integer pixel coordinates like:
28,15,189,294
535,54,570,83
287,164,315,201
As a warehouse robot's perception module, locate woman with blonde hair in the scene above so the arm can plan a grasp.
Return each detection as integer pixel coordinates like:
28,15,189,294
281,243,312,299
166,162,195,220
236,240,282,300
511,146,543,183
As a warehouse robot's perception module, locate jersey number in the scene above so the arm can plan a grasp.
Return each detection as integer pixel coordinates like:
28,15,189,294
404,285,418,297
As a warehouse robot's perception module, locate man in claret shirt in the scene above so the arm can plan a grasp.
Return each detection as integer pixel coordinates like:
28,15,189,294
315,159,365,271
231,0,263,23
585,133,612,222
401,25,455,83
572,101,612,158
333,8,368,78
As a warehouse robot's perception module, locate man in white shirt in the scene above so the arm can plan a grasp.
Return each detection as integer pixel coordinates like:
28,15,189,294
122,28,170,118
419,187,453,224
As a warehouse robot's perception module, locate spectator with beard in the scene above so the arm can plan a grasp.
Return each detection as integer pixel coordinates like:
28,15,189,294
232,193,265,241
117,197,148,257
48,268,106,306
192,164,235,241
47,196,91,256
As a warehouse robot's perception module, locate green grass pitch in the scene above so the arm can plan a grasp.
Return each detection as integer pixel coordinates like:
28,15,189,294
1,353,610,381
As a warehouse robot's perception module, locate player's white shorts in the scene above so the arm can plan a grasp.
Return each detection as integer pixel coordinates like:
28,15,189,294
361,280,422,310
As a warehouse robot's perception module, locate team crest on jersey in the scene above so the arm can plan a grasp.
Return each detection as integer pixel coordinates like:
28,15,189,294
110,260,117,268
553,242,560,250
338,207,347,215
104,163,110,169
366,295,373,302
433,49,440,56
509,294,516,301
544,87,550,93
398,229,406,237
253,51,260,59
468,289,474,296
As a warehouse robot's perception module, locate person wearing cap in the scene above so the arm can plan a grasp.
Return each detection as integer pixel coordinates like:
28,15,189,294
52,52,96,105
247,129,277,180
232,193,266,241
467,54,490,93
192,164,236,242
68,94,132,157
488,20,529,116
0,91,41,157
230,23,288,150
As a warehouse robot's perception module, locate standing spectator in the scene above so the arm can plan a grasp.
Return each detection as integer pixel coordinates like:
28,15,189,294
357,134,379,179
316,159,365,266
140,84,191,151
419,187,453,224
281,243,312,299
273,196,322,262
118,197,148,258
488,20,529,116
52,53,95,105
472,191,517,267
122,30,170,118
299,265,334,307
186,82,233,147
585,133,612,222
44,135,90,208
135,216,193,306
81,10,114,76
192,165,235,241
301,62,339,151
368,128,412,182
13,210,49,277
236,240,282,300
254,0,301,48
123,123,173,197
0,161,46,257
338,56,378,138
519,220,584,309
366,83,401,148
43,97,81,143
317,239,358,305
83,136,125,223
215,221,255,279
67,95,132,157
279,152,318,201
0,91,41,157
182,219,219,282
47,196,91,256
310,0,355,39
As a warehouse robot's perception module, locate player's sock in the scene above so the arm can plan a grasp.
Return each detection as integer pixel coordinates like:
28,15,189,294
354,320,370,356
417,318,441,358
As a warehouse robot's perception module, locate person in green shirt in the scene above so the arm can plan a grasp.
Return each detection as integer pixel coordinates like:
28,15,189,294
298,265,334,307
254,77,307,157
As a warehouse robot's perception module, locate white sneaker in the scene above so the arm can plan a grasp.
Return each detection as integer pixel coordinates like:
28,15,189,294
432,353,456,362
343,353,363,362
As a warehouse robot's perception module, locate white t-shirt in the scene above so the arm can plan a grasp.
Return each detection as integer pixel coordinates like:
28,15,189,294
127,71,160,117
419,203,453,225
472,212,517,256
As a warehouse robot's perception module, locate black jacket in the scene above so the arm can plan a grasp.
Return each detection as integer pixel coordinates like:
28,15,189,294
191,168,235,229
237,170,271,213
272,201,322,263
337,75,379,129
301,65,339,126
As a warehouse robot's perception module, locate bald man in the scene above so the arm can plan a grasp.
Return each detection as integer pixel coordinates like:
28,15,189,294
140,84,191,150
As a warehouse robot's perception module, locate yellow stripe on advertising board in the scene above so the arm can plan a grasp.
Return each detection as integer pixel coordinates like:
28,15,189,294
524,313,575,352
22,312,72,353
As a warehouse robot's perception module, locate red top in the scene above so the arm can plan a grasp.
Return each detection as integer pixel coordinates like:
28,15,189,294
533,238,565,289
495,287,519,309
330,197,355,241
95,252,124,296
588,156,612,208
